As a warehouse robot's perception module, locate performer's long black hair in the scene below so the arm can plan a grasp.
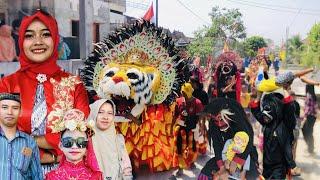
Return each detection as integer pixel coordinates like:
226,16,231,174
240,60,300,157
306,84,317,101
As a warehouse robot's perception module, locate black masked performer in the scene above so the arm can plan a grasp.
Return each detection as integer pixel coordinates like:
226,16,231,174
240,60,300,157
198,98,258,180
250,89,300,179
214,48,242,103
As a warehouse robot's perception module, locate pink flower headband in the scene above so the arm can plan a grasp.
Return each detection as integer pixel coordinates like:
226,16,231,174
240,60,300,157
49,109,95,137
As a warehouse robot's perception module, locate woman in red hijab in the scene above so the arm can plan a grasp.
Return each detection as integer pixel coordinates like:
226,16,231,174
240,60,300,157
0,10,90,173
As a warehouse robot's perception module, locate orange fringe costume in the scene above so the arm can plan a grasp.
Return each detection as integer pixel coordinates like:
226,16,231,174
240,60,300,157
82,20,189,172
117,104,176,172
172,125,199,169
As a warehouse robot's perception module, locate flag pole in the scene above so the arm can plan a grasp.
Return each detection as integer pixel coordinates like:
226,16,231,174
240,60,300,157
156,0,158,27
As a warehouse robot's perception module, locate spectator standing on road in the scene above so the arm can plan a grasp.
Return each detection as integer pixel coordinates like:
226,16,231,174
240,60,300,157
273,56,280,76
302,84,318,155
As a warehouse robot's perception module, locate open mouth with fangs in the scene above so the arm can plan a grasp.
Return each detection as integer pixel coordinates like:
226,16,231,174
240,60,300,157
111,95,135,117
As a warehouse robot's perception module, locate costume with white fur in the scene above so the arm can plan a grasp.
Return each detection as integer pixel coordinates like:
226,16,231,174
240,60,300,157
81,20,188,171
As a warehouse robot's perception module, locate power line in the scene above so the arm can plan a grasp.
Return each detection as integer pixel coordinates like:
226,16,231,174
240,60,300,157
234,0,320,13
175,0,211,25
226,0,320,16
289,8,302,28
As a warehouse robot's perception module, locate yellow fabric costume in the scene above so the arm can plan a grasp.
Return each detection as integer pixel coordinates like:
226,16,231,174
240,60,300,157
225,131,249,168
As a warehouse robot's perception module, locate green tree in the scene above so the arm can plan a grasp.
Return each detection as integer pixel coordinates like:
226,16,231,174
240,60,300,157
206,7,246,41
243,36,267,57
187,6,246,61
287,35,303,64
187,28,214,61
301,23,320,67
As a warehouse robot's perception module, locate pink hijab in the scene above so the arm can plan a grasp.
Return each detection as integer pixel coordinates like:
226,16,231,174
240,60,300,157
0,25,16,61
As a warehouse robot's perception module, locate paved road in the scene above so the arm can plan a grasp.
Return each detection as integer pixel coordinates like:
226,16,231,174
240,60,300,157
294,120,320,180
136,67,320,180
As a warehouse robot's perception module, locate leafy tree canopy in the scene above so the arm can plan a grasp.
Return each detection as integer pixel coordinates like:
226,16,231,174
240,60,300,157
243,36,267,57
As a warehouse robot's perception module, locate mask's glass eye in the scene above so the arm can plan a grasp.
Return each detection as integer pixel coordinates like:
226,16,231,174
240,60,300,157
127,72,139,79
105,71,114,77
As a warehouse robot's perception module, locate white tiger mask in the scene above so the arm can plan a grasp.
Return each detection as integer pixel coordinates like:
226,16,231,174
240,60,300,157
97,63,160,117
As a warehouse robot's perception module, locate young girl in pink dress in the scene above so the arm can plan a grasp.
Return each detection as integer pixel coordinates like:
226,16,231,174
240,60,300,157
46,109,102,180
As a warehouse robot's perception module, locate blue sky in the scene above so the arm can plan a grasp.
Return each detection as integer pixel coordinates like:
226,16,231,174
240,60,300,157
126,0,320,45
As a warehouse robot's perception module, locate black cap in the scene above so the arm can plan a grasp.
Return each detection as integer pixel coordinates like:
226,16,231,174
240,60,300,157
0,93,21,103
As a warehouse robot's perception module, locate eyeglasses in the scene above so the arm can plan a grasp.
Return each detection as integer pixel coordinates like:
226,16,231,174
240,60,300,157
61,137,88,148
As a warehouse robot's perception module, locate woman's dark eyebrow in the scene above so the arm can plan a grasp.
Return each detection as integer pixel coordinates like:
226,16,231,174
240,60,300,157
25,30,34,33
25,29,50,33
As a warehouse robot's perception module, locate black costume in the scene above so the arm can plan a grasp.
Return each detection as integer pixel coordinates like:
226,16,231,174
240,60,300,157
250,93,296,179
191,78,209,105
199,98,258,179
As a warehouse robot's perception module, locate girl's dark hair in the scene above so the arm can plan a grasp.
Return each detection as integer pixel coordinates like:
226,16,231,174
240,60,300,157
306,84,317,101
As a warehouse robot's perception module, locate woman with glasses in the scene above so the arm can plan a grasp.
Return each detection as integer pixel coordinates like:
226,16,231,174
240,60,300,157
46,109,102,180
88,99,133,180
0,9,89,173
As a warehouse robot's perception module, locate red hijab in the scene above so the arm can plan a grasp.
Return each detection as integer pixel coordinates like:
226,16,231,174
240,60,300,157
18,10,60,75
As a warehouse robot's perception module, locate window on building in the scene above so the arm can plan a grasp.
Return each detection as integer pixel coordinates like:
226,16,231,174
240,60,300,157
110,9,123,15
93,23,100,43
71,20,79,37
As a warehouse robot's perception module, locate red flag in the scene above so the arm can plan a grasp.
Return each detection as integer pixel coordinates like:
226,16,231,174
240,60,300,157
143,2,154,21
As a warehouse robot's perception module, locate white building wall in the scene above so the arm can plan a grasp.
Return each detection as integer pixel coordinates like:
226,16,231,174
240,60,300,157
54,0,110,38
54,0,78,37
110,12,124,24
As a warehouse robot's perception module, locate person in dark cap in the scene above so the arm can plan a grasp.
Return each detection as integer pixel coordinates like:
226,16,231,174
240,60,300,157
0,92,21,102
0,93,43,179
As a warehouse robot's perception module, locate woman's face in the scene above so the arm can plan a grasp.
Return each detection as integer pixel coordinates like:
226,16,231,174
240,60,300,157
60,130,87,164
23,19,54,63
96,102,115,131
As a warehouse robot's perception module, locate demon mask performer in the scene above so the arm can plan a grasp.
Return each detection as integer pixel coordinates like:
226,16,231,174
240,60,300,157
198,98,258,180
214,49,242,103
250,91,299,179
0,10,90,174
81,20,188,171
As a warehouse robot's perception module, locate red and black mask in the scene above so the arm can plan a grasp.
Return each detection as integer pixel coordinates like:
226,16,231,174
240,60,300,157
210,109,234,131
